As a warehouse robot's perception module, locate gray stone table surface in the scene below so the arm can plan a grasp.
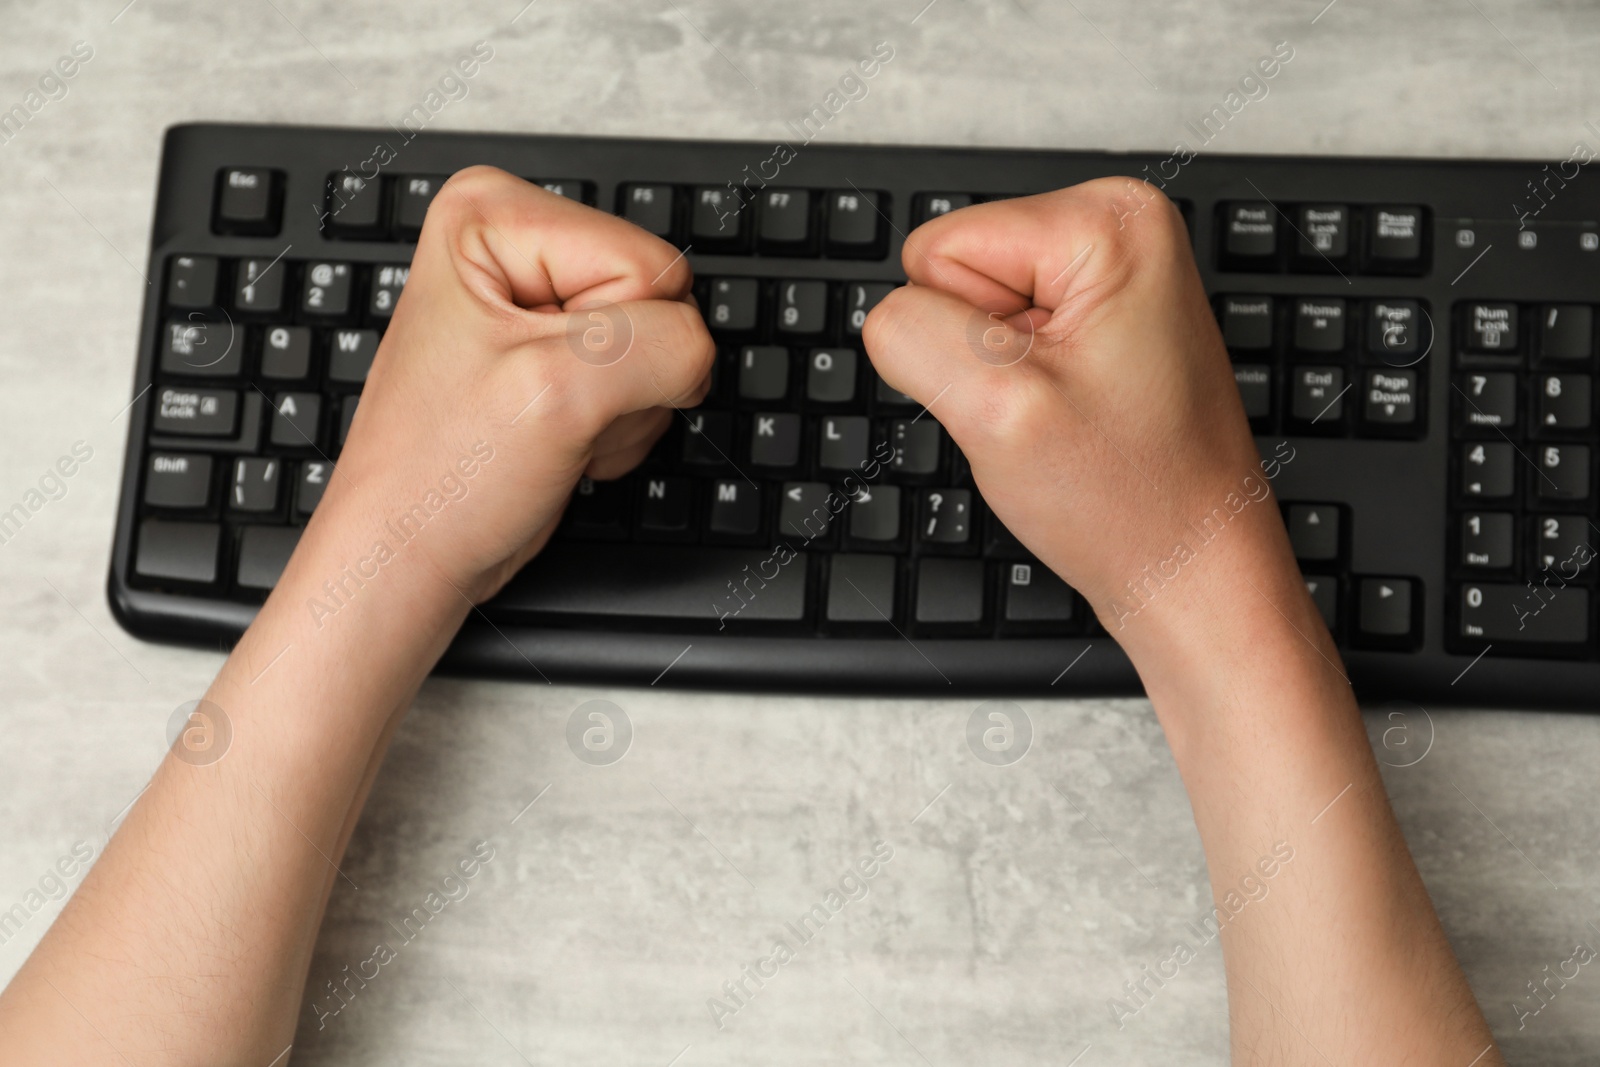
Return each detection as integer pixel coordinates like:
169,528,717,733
3,1,1600,1064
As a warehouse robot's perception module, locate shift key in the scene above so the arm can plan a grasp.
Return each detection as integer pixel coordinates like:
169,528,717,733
1459,583,1588,643
153,387,238,436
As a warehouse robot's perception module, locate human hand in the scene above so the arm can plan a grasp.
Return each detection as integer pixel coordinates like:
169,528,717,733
863,180,1304,653
313,166,714,604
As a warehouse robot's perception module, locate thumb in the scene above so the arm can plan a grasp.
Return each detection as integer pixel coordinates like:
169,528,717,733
551,296,715,418
863,282,1041,421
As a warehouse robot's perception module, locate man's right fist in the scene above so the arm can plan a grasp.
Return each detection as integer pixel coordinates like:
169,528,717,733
863,179,1303,640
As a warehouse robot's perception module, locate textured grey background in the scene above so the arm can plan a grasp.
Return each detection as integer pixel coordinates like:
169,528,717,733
2,1,1600,1064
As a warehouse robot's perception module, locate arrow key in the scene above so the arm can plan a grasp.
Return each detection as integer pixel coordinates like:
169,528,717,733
1356,576,1417,646
1287,503,1341,561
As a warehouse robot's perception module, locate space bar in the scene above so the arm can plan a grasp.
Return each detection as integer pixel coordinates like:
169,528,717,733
489,544,809,621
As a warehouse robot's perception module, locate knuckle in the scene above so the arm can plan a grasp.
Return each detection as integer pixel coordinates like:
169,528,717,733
945,371,1048,453
861,284,912,355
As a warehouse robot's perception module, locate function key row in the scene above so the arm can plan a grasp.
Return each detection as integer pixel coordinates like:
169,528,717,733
322,172,591,239
620,185,889,258
1218,201,1428,275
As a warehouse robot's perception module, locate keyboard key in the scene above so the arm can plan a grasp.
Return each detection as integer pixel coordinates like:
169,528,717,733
1234,365,1272,419
750,413,801,467
1537,373,1591,430
691,187,746,244
1532,515,1594,574
1535,444,1589,501
166,255,217,308
818,415,869,470
915,193,973,224
1538,304,1592,362
682,411,732,464
325,172,383,231
235,258,285,312
1286,504,1340,561
779,482,833,540
537,179,591,203
844,282,896,336
1294,204,1349,264
270,392,321,448
1220,296,1273,351
393,175,447,239
1364,206,1425,271
776,280,828,335
1293,298,1346,353
494,545,808,622
1304,576,1338,630
920,488,972,544
237,526,301,590
738,346,788,400
153,387,238,436
144,453,212,509
1356,577,1415,640
301,262,353,317
565,477,630,539
1457,372,1516,428
1461,512,1513,568
261,325,311,379
328,328,381,383
1003,562,1074,623
230,457,280,512
1363,369,1418,426
1220,202,1277,265
1459,583,1587,644
849,484,900,541
756,189,813,251
339,396,359,447
827,554,896,623
620,183,675,237
369,265,409,319
214,167,281,236
826,190,884,256
807,348,857,402
297,461,332,516
915,558,985,624
1367,300,1423,360
1462,303,1518,353
639,476,693,536
161,318,240,376
707,278,758,332
1289,366,1346,424
891,420,942,474
135,518,219,583
708,480,761,536
1461,442,1515,498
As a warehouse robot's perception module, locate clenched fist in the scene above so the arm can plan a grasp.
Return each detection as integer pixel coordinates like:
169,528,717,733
864,179,1309,657
310,166,714,604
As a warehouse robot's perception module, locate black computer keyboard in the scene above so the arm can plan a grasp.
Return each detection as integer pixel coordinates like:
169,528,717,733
109,123,1600,705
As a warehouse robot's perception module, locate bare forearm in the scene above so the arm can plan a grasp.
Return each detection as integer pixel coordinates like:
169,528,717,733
0,500,468,1064
1123,541,1500,1065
